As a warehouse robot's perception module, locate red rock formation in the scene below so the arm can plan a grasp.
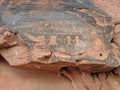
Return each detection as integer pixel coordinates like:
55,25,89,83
0,0,120,90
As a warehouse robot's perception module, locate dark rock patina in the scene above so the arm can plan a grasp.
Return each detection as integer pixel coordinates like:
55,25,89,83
0,0,119,72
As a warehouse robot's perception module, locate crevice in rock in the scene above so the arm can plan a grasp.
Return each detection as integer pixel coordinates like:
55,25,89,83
60,72,72,82
0,54,9,65
60,67,75,89
111,22,120,48
105,68,119,79
59,66,120,90
60,67,81,90
110,38,114,43
91,72,100,81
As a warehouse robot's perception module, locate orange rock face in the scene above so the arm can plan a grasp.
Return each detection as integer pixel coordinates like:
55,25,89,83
0,0,120,90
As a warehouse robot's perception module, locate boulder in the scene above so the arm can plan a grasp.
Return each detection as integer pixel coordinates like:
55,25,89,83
0,0,119,72
0,0,120,90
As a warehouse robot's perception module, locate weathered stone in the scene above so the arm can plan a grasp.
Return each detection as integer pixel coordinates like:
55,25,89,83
0,60,120,90
0,0,120,72
0,0,120,90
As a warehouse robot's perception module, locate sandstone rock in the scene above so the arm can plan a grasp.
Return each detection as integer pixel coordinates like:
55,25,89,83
0,0,120,72
0,0,120,90
0,60,120,90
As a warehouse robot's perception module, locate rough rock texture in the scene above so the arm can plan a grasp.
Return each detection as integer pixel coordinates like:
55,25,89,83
0,0,120,90
0,57,120,90
0,0,120,72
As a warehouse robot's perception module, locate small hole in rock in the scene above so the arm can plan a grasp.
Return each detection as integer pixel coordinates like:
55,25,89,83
14,33,17,35
99,53,102,56
111,38,114,43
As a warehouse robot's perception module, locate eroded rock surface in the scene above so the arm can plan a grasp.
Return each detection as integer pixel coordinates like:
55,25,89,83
0,0,120,90
0,59,120,90
0,0,120,72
